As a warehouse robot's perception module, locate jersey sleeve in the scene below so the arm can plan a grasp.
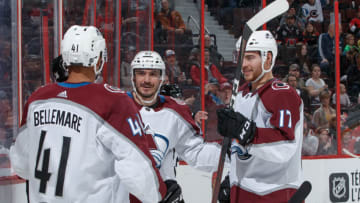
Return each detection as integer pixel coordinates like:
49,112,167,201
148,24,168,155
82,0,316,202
9,126,29,179
9,101,31,179
173,104,221,173
101,97,166,202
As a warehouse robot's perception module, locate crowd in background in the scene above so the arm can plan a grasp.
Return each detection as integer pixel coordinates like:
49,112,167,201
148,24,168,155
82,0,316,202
1,0,360,162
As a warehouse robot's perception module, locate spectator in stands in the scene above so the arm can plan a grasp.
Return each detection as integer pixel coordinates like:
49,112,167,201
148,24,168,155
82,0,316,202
276,14,303,46
218,82,232,106
302,21,320,47
341,44,358,76
156,0,193,50
316,126,337,155
302,115,319,156
342,33,357,56
190,48,228,86
164,49,187,84
120,46,136,90
332,83,351,108
313,90,335,127
306,64,328,104
342,128,356,154
156,0,185,34
318,24,341,77
205,78,223,105
286,73,311,112
346,52,360,101
295,43,313,75
204,34,224,70
283,63,306,89
192,35,224,69
301,0,324,23
287,74,301,95
279,6,305,30
349,9,360,38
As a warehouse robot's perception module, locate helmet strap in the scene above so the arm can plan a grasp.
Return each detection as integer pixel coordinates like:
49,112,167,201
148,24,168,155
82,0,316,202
252,51,273,83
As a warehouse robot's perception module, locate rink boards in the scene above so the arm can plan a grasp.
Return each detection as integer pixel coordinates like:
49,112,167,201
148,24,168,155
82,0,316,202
1,157,359,203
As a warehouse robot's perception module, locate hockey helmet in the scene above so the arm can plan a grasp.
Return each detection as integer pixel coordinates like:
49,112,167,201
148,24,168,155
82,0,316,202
61,25,107,76
236,30,277,82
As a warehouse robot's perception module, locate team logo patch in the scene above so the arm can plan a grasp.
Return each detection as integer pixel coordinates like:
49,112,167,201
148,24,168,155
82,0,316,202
329,173,349,202
104,84,124,93
271,81,290,90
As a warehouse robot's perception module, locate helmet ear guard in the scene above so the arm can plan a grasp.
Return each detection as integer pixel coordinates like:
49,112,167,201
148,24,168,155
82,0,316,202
61,25,107,76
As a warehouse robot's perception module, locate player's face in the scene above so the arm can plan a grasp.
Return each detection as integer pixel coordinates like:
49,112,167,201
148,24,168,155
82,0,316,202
242,51,262,82
134,69,162,100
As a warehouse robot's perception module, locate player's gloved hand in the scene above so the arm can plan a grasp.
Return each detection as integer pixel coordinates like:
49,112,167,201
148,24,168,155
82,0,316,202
159,180,184,203
217,108,256,145
218,175,230,203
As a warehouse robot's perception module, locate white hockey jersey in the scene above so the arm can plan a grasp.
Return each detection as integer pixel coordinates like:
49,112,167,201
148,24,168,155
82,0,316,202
10,82,166,203
230,80,303,203
127,92,221,181
301,0,323,22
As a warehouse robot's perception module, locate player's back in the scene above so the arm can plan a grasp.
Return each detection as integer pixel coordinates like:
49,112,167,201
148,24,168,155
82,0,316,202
11,82,162,203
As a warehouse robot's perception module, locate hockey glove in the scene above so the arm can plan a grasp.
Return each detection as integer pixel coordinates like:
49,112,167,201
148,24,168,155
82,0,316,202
160,180,184,203
217,108,256,145
218,175,230,203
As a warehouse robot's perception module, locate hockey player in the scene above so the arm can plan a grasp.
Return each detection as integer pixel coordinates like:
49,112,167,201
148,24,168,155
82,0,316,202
127,51,222,202
217,30,303,202
10,25,167,203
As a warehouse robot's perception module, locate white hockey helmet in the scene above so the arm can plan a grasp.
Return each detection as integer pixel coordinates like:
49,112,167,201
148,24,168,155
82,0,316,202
61,25,107,76
236,30,277,82
130,51,166,104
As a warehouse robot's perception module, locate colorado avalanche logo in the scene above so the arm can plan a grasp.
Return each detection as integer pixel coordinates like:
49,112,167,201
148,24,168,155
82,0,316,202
144,123,169,168
104,84,125,93
271,81,290,90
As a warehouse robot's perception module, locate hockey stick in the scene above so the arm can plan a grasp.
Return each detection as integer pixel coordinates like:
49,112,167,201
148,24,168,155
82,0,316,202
288,181,312,203
342,148,360,158
211,1,289,202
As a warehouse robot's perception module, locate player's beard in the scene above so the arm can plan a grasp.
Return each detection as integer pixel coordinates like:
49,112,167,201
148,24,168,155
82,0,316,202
136,82,159,100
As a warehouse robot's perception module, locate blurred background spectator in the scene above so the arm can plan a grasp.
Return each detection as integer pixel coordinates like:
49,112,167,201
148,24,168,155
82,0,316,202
305,64,328,107
190,48,227,86
349,9,360,38
302,115,319,156
332,83,351,109
164,49,187,85
121,46,137,90
316,126,337,155
312,90,335,127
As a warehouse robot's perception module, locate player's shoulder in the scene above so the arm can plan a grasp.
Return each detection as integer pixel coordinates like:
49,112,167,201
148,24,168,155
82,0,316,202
261,80,301,103
91,83,128,99
162,96,189,111
26,83,61,103
161,96,193,119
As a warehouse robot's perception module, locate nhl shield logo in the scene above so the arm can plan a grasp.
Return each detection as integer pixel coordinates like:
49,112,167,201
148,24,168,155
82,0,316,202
329,173,349,202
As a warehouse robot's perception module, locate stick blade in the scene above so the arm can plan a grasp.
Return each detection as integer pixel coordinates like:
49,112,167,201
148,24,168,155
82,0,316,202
247,0,289,31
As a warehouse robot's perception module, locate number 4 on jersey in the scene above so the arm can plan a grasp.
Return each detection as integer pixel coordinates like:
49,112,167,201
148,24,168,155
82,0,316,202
35,130,71,196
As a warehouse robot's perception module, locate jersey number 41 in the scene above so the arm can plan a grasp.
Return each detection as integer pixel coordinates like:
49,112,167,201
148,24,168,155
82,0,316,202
35,130,71,197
